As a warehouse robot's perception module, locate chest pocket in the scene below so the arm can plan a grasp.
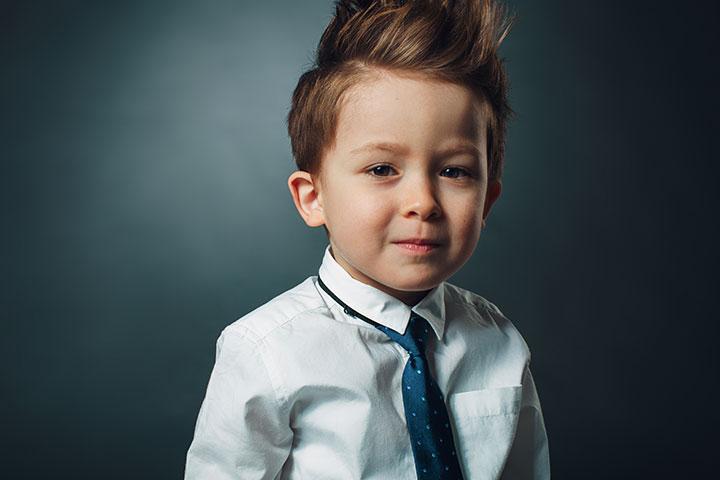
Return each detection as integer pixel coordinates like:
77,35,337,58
447,385,523,479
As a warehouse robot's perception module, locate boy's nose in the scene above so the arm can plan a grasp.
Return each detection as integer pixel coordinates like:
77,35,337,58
400,175,441,220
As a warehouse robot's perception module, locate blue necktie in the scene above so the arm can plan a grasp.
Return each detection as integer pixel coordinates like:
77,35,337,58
317,276,465,479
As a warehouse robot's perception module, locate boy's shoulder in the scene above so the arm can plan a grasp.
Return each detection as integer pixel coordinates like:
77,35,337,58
443,281,513,325
443,281,531,357
220,276,326,344
443,281,503,315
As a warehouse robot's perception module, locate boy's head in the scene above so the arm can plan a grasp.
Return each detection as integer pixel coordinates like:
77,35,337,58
287,0,514,305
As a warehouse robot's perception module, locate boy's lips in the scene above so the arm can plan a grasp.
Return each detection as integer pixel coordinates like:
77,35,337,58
392,238,443,254
392,241,441,254
392,238,442,246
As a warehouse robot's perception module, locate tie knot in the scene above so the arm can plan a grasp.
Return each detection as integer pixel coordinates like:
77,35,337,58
404,312,431,356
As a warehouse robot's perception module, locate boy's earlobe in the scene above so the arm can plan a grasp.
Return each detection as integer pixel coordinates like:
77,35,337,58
287,170,325,228
482,179,502,221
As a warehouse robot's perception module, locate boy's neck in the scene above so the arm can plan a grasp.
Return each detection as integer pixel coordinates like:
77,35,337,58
329,245,433,307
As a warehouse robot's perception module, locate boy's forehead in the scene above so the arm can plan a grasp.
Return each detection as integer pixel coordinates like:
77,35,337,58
341,69,484,110
334,72,489,150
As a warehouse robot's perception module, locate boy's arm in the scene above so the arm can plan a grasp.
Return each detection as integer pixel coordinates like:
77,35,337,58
501,364,551,479
184,326,293,480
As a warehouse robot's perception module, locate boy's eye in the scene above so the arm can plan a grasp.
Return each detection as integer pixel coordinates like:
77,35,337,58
366,165,472,179
367,164,396,177
441,167,472,179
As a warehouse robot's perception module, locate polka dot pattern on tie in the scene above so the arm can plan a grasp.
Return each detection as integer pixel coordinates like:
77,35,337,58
375,312,465,479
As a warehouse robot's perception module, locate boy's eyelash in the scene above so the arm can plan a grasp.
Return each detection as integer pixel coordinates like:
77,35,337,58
441,166,473,178
365,164,473,178
367,164,396,176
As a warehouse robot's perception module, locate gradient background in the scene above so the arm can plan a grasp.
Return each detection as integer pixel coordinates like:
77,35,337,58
3,1,719,478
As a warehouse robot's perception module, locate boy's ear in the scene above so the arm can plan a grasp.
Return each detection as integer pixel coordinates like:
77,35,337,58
482,179,502,223
287,170,326,228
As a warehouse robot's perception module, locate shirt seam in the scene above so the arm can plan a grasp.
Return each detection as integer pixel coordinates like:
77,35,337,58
228,304,331,413
234,302,329,343
225,323,290,415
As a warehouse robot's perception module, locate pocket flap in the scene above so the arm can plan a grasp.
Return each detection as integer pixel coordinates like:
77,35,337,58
448,385,522,418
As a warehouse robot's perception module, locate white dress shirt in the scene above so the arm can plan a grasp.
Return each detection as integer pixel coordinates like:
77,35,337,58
185,244,550,479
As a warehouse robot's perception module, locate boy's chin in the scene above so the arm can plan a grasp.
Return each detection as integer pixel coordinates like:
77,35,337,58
383,274,445,293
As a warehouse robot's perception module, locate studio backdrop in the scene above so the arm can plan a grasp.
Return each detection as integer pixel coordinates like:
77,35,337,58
2,0,718,478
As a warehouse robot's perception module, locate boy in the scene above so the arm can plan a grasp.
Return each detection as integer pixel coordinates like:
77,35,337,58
185,0,550,478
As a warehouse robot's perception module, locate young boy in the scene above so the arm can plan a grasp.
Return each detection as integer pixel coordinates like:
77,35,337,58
185,0,550,478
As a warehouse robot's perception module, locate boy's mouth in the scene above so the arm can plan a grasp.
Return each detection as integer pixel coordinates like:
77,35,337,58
392,238,442,246
392,238,442,254
393,243,439,254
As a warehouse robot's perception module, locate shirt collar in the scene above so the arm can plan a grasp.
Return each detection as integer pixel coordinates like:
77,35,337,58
317,244,447,341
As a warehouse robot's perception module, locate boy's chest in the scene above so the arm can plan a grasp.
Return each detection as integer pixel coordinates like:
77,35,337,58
267,320,528,479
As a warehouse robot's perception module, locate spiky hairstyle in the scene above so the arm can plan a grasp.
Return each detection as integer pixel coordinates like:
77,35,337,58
287,0,515,183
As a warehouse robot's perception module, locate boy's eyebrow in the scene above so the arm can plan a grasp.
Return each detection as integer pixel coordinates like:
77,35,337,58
350,141,480,158
350,141,410,156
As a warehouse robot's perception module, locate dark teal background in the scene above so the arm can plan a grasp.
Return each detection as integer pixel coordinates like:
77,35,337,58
3,1,719,478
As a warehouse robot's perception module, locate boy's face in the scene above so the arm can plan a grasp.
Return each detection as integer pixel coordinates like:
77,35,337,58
289,69,501,305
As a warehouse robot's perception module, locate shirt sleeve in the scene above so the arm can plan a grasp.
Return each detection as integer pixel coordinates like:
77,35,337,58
184,326,293,480
501,364,551,479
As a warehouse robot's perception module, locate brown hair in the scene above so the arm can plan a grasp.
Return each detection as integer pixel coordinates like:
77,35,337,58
287,0,515,186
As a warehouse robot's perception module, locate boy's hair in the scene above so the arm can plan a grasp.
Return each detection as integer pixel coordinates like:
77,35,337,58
287,0,515,181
